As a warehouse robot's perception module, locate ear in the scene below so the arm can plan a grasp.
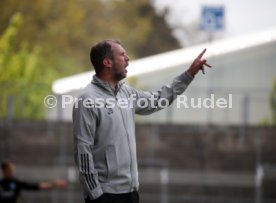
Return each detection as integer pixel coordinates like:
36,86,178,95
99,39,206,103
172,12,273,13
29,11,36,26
103,58,112,68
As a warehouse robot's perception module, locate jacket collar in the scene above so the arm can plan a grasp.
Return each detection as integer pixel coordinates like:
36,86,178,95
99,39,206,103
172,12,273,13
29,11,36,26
91,75,124,96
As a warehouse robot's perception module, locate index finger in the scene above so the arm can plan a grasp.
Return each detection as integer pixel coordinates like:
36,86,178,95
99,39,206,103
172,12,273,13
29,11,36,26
197,48,207,59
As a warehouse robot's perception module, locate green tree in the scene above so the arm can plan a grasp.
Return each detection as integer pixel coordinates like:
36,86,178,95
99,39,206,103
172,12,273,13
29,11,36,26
0,0,180,72
135,3,180,57
270,79,276,125
0,13,57,119
260,79,276,126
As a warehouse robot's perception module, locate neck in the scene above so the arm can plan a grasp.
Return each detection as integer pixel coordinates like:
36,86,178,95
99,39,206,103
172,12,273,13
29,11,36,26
96,73,118,90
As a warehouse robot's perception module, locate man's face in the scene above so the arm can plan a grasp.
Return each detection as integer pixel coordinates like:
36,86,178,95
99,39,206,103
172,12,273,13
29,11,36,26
109,42,129,81
3,162,15,178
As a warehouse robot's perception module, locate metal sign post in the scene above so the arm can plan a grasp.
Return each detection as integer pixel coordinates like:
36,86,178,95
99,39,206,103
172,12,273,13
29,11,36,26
200,6,225,124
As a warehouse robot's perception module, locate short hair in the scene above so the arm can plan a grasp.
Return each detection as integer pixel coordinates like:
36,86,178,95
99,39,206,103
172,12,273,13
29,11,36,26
90,39,121,74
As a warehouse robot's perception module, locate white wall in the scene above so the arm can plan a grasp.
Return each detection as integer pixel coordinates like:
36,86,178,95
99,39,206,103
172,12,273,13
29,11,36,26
133,40,276,125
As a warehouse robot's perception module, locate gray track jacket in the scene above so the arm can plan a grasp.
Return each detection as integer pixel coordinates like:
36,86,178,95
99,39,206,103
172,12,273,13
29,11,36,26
73,71,193,200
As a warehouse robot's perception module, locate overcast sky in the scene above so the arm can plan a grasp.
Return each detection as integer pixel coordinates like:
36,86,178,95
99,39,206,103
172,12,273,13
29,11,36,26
152,0,276,45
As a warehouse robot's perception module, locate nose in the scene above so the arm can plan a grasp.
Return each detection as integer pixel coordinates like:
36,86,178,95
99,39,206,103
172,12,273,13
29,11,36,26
125,54,129,61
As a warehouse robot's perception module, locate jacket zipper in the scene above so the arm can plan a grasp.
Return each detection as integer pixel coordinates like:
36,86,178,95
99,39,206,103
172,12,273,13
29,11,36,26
110,85,134,190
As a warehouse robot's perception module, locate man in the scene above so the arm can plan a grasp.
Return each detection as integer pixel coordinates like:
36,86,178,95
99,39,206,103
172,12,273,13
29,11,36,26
73,39,212,203
0,160,67,203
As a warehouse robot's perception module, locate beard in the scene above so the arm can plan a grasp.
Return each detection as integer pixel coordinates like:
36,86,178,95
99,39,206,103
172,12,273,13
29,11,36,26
114,71,126,81
113,63,127,82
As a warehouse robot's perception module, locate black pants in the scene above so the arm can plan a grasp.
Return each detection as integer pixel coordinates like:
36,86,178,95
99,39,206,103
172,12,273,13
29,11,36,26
85,191,139,203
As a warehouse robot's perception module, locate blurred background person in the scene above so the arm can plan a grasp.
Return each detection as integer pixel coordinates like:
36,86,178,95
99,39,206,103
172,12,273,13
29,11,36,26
0,160,68,203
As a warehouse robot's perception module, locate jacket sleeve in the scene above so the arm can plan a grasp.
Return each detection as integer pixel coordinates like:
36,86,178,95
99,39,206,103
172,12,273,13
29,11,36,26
18,179,40,190
132,71,193,115
73,95,103,200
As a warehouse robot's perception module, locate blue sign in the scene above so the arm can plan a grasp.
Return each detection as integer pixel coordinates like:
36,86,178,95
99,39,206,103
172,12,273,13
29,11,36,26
200,6,224,31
